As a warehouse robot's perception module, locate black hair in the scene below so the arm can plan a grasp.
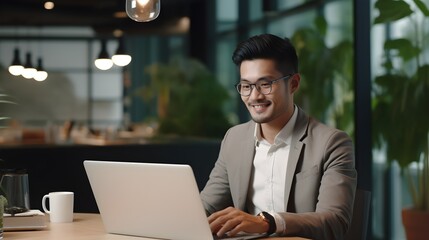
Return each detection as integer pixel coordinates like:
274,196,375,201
232,34,298,74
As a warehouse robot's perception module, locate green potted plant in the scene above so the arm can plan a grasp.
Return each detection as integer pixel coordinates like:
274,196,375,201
373,0,429,239
0,93,16,128
291,15,354,136
136,58,232,139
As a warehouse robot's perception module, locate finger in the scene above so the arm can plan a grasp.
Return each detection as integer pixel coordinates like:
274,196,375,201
217,217,242,237
208,207,243,236
210,221,223,234
207,211,221,223
209,214,228,233
225,222,244,237
208,207,234,223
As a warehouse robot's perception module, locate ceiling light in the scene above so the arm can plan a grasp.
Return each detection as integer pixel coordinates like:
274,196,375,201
8,48,24,76
126,0,161,22
44,1,54,10
22,52,37,79
34,58,48,81
114,11,128,19
112,38,132,67
94,40,113,70
113,29,124,37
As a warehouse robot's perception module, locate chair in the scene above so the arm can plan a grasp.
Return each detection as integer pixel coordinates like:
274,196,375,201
344,189,371,240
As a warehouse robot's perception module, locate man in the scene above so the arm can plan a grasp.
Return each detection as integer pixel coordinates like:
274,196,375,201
200,34,357,240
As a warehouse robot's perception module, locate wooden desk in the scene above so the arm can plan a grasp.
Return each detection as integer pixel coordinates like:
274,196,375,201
4,213,307,240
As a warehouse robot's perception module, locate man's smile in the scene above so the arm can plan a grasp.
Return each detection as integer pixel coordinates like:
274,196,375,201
249,102,271,112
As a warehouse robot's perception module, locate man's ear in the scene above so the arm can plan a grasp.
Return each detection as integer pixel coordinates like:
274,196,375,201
289,74,301,94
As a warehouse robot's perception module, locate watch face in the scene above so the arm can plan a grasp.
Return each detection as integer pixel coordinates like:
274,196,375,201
258,212,268,222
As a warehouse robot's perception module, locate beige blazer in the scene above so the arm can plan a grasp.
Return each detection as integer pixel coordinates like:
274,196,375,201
200,107,357,240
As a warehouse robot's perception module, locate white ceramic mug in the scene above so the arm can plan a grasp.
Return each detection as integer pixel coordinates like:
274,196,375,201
42,191,74,223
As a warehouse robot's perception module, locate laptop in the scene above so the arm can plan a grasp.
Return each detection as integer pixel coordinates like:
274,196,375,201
83,160,264,240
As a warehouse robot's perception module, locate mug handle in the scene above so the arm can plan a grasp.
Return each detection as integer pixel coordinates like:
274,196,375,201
42,194,50,214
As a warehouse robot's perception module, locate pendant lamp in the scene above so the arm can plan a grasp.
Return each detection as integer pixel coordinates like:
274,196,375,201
126,0,161,22
8,48,24,76
34,58,48,81
21,52,37,79
112,38,132,67
94,39,113,70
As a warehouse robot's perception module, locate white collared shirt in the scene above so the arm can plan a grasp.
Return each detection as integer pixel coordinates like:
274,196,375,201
247,105,298,234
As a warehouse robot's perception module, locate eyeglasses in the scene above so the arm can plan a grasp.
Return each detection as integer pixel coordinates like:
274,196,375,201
235,74,294,96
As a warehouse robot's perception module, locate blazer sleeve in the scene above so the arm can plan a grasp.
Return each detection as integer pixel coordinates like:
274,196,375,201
200,121,255,215
280,127,357,240
200,128,234,215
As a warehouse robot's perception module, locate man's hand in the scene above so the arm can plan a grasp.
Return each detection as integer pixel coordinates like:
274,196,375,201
208,207,269,237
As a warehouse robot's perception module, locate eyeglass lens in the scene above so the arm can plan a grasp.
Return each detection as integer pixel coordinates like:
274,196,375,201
236,82,272,96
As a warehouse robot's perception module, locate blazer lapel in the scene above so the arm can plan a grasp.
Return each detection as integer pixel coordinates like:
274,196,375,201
283,108,309,210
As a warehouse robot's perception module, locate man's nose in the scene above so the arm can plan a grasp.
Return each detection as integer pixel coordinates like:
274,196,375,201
249,85,264,99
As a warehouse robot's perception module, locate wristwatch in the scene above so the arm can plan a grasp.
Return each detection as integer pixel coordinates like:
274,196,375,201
257,211,276,235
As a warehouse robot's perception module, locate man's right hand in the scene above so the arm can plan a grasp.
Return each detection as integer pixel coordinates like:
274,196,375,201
208,207,269,237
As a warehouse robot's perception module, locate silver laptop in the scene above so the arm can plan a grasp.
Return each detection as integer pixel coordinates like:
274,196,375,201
84,160,264,240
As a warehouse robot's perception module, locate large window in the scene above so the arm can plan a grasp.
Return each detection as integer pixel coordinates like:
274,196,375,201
0,27,123,138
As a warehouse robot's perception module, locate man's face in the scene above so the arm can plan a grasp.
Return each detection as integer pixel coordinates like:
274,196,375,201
239,59,299,126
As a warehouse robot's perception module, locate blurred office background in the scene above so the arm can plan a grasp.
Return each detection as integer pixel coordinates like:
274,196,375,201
1,0,428,239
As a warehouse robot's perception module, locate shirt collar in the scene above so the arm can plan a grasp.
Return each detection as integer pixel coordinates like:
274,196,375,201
254,105,298,147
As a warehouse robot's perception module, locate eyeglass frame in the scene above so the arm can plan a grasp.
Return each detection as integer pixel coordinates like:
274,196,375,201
235,73,294,96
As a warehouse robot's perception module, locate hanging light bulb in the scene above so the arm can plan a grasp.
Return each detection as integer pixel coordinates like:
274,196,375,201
126,0,161,22
112,37,132,67
21,52,37,79
34,58,48,81
94,39,113,70
8,48,24,76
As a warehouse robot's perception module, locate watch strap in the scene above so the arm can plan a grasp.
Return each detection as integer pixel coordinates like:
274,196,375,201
258,211,276,235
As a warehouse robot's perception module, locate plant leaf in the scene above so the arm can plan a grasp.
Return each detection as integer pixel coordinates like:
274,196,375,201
314,15,327,37
374,0,414,24
384,38,421,62
0,100,16,104
413,0,429,16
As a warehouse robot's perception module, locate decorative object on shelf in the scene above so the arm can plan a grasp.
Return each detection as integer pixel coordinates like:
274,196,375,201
373,0,429,239
126,0,160,22
94,39,113,70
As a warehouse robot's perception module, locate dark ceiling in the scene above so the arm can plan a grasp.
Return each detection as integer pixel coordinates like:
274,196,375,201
0,0,197,36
